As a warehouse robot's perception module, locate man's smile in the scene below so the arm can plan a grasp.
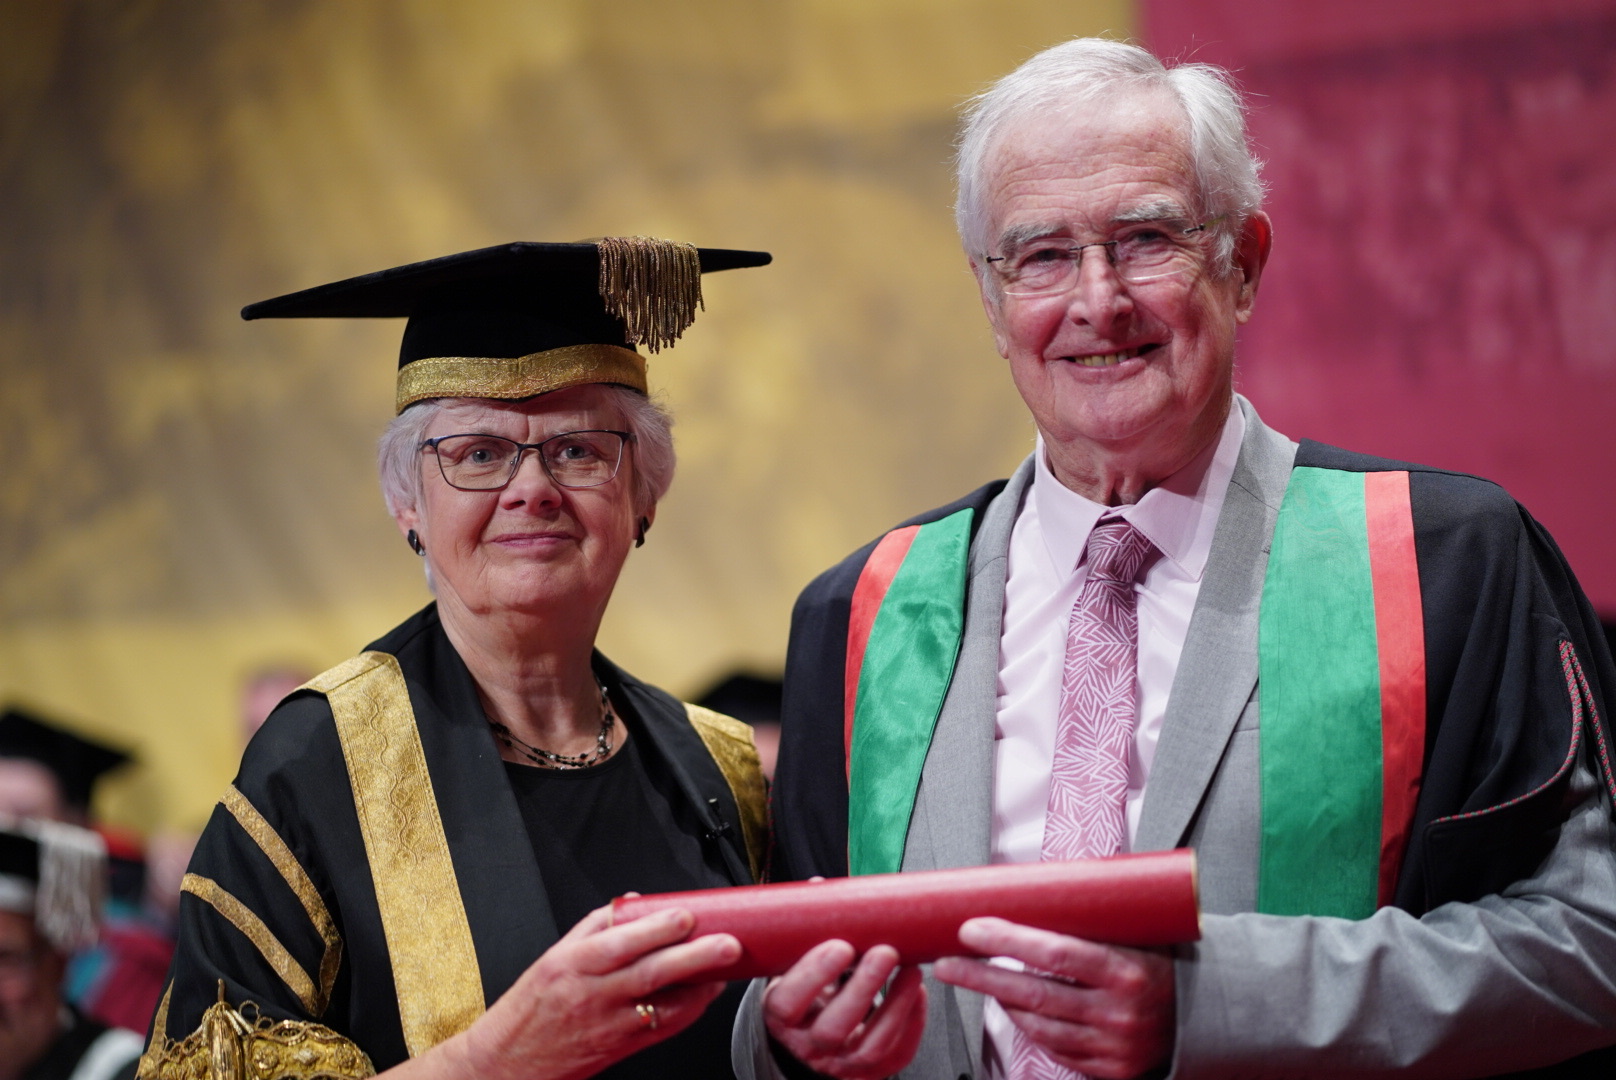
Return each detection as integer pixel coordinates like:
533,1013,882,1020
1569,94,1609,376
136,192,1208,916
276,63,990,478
1058,343,1163,367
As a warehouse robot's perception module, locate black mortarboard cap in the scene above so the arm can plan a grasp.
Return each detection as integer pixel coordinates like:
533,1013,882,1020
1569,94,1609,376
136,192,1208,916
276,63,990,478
694,673,783,728
242,239,771,413
0,707,133,812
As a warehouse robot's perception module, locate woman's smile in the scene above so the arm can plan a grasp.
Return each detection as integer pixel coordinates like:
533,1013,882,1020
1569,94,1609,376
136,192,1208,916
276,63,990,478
487,527,580,549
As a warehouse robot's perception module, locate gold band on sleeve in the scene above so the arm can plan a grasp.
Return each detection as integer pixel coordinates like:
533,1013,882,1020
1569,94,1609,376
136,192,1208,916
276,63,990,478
180,874,318,1014
394,344,647,412
221,785,343,1015
683,703,769,881
311,652,485,1057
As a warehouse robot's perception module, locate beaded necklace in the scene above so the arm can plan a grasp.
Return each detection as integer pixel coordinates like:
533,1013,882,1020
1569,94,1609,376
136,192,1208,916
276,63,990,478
489,681,616,769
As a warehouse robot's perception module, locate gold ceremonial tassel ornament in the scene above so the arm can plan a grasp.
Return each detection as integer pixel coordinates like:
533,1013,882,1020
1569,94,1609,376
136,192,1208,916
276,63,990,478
595,236,704,354
138,983,375,1080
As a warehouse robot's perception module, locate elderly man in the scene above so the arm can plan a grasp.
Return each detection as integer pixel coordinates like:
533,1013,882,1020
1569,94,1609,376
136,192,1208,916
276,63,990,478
739,37,1616,1080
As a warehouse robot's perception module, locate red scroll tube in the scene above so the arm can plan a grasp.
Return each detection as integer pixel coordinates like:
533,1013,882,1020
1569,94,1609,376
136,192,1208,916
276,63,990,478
609,849,1199,982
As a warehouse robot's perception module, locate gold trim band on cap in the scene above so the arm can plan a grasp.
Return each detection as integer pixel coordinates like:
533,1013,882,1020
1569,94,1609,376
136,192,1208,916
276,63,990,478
394,344,647,413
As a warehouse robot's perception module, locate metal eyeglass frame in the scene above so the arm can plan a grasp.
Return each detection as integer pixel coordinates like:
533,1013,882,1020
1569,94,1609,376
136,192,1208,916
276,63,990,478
982,216,1223,293
420,429,634,491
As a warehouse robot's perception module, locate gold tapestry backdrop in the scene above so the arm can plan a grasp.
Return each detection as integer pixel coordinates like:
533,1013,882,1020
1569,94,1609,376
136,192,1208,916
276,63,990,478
0,1,1131,831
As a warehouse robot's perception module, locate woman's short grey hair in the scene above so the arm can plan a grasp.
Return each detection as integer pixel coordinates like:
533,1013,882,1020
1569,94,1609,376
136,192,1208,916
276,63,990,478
955,37,1264,276
377,385,676,521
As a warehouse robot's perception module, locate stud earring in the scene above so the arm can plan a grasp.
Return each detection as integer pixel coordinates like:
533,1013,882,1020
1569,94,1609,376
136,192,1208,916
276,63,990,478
634,517,651,548
407,529,425,556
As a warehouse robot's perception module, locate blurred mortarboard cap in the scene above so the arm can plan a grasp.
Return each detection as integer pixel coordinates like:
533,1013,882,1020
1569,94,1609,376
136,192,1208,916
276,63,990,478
0,707,133,813
694,673,783,728
242,238,772,414
0,816,107,952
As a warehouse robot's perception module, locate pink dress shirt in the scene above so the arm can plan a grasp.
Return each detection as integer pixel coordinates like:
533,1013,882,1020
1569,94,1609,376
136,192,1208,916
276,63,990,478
981,404,1246,1077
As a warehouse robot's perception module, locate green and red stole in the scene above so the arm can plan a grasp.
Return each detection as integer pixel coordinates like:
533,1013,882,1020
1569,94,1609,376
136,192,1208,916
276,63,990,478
843,509,976,878
841,468,1427,918
1258,467,1426,917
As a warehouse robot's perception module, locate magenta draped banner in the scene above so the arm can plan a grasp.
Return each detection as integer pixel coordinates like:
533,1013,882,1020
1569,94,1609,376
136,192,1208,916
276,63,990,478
1145,0,1616,612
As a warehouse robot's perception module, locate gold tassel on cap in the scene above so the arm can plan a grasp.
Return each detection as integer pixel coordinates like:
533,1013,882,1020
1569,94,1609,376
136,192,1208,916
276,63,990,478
595,236,704,353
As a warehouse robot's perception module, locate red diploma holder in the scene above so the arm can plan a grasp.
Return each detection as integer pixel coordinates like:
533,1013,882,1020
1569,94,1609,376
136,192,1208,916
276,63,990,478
609,849,1200,981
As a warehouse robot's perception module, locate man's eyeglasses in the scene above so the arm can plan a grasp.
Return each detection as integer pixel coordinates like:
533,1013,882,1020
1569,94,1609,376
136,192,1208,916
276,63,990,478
983,218,1221,295
421,430,633,492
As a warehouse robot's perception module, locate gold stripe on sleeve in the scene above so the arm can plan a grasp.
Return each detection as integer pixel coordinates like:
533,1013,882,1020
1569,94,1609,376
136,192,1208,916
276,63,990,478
221,784,343,1015
181,873,317,1013
683,702,769,882
311,651,484,1057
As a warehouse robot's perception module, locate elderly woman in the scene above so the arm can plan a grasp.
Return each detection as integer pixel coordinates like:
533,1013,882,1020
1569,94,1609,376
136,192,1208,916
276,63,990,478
139,240,776,1080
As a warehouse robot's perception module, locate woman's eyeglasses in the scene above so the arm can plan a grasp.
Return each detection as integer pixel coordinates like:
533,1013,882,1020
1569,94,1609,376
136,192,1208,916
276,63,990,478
421,430,632,491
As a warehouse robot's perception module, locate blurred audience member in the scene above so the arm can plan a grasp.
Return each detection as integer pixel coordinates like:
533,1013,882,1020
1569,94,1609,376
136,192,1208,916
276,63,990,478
0,817,140,1080
137,832,194,933
695,673,783,782
0,710,128,826
141,662,311,932
0,708,169,1039
62,828,174,1037
237,665,314,745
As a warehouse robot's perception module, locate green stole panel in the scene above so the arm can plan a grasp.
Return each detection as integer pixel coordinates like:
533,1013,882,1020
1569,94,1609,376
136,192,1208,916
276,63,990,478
1258,467,1425,917
845,509,974,877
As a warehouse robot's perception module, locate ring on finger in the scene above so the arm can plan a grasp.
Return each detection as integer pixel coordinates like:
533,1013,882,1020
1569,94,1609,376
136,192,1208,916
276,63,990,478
635,1001,660,1031
1031,965,1082,988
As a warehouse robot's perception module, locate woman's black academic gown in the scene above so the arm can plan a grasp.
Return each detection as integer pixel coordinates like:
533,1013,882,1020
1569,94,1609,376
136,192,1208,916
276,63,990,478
145,604,765,1078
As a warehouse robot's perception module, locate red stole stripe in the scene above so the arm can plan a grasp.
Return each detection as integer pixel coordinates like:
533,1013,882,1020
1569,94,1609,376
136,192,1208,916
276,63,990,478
844,525,920,779
1365,471,1427,905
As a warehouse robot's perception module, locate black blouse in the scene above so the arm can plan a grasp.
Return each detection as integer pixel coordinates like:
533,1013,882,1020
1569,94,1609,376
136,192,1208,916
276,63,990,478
505,729,744,1079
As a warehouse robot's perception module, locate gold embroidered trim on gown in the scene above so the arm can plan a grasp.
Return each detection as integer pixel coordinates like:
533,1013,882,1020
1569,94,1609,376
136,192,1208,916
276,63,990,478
310,652,485,1057
137,984,374,1080
221,785,343,1014
147,982,173,1057
683,702,769,881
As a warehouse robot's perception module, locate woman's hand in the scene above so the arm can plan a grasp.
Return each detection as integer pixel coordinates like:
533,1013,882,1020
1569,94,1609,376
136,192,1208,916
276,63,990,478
417,902,740,1080
762,940,928,1080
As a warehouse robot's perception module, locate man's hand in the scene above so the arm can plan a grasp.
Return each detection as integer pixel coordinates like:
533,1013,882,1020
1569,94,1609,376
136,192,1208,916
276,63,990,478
932,917,1175,1079
763,940,928,1080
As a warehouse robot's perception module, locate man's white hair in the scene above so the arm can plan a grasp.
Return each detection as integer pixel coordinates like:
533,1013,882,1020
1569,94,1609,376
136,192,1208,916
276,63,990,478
955,37,1264,275
376,385,676,522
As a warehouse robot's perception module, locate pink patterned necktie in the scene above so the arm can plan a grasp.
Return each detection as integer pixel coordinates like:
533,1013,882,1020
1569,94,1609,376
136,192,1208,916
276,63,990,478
1008,517,1154,1080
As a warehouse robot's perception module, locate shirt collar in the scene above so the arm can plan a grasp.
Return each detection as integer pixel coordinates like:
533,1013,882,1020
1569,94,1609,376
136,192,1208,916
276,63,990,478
1032,401,1246,580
